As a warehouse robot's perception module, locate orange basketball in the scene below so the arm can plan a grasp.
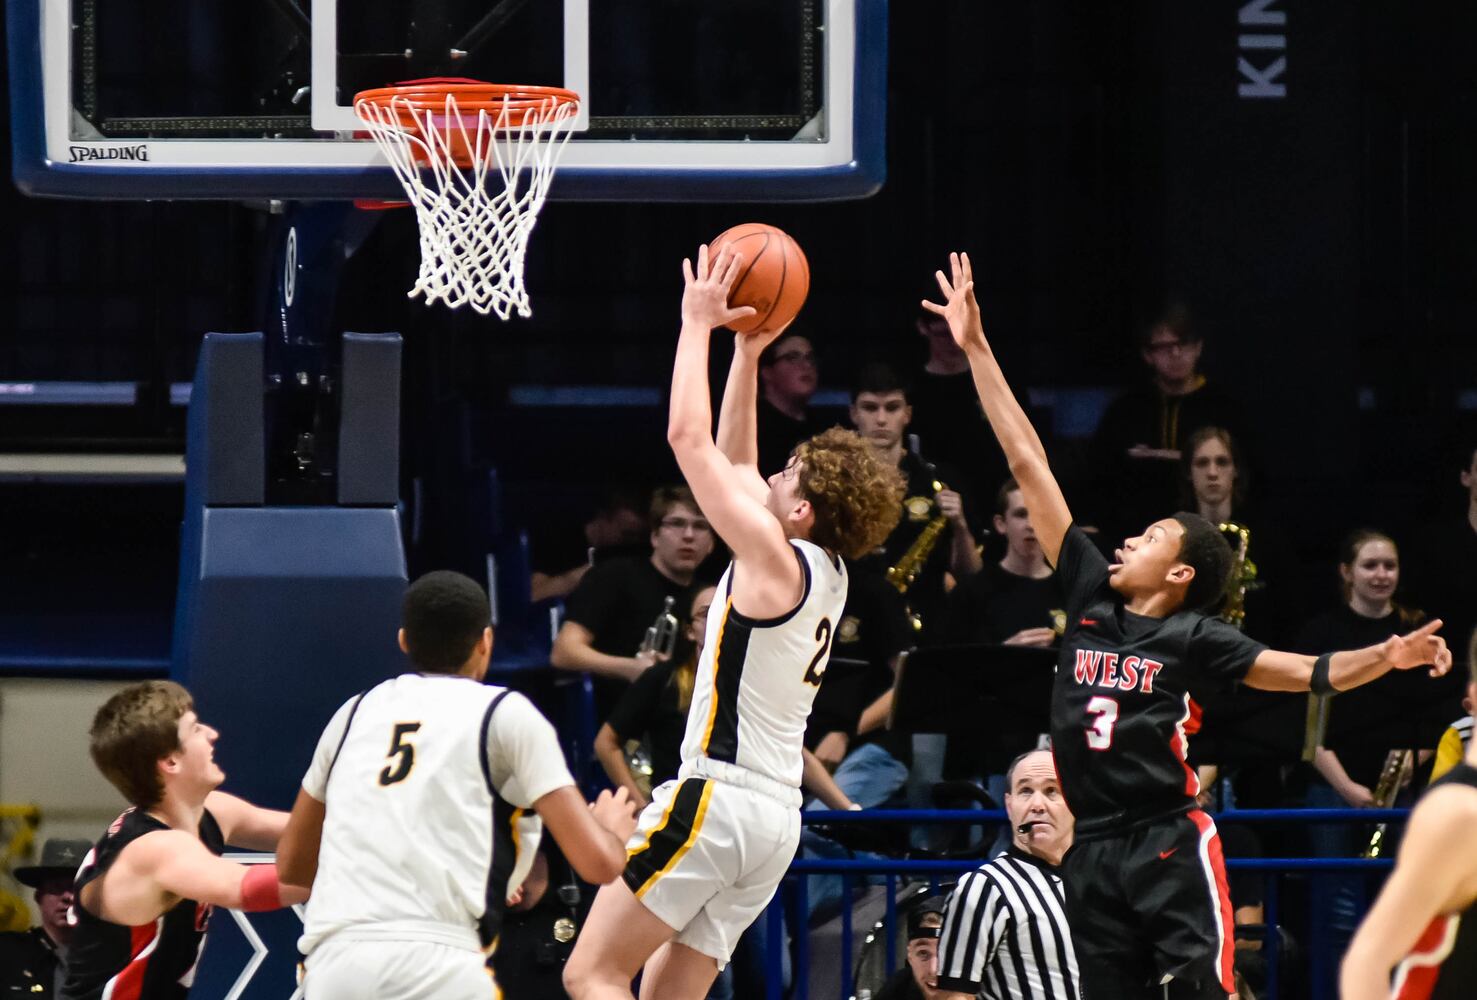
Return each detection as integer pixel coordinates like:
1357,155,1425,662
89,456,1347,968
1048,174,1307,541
708,223,810,335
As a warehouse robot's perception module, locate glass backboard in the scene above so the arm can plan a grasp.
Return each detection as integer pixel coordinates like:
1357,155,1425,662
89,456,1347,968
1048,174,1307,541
8,0,885,200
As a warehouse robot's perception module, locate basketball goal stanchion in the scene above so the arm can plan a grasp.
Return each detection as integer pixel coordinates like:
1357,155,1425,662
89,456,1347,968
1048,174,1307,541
353,79,580,318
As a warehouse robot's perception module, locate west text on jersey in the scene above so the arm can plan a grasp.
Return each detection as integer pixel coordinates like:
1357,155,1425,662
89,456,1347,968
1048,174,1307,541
1072,649,1166,693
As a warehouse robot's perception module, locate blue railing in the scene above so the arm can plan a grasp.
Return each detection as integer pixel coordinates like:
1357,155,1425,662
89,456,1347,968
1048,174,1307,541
767,808,1404,1000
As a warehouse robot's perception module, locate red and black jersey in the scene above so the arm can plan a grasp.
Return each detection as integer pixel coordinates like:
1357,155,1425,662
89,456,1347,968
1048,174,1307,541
1392,762,1477,1000
1049,526,1266,838
59,808,224,1000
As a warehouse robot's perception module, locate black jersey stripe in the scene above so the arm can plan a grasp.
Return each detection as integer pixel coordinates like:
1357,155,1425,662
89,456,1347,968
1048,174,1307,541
480,797,521,949
700,603,752,764
623,778,714,898
326,688,371,778
477,690,517,949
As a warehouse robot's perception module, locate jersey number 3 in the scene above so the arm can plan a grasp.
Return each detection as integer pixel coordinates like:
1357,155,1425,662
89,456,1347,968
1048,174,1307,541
1085,696,1118,751
803,618,833,686
379,722,422,785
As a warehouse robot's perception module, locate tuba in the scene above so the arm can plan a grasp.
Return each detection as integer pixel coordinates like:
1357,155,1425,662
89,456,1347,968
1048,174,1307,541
1217,522,1259,630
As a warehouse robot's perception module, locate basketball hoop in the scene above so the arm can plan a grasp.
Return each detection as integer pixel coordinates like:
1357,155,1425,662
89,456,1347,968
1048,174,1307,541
354,79,580,318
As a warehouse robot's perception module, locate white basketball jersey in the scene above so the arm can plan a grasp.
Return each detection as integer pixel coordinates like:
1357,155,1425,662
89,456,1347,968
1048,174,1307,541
679,539,847,788
298,674,572,955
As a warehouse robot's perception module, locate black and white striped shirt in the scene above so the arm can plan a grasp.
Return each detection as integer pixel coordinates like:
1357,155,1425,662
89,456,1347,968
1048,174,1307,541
938,848,1079,999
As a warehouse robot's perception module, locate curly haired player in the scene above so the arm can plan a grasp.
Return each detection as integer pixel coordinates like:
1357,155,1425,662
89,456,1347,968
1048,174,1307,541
563,243,905,1000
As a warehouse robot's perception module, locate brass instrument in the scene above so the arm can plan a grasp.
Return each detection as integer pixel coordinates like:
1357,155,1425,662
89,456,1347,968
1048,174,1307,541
886,475,949,632
1363,749,1414,858
1216,522,1259,630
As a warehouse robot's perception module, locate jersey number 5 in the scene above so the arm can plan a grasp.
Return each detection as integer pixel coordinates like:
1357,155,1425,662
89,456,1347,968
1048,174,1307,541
379,722,422,785
1085,696,1118,751
803,618,833,686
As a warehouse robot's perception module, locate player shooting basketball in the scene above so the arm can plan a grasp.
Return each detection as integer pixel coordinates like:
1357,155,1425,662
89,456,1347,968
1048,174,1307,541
924,251,1451,1000
562,243,903,1000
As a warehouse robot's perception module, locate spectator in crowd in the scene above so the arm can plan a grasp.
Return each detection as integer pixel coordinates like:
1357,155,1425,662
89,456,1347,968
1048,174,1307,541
1409,442,1477,679
551,485,714,685
1089,302,1248,539
755,331,824,477
0,838,89,1000
1297,530,1441,814
906,313,1007,506
530,486,650,603
936,749,1079,1000
875,904,947,1000
849,362,983,646
947,477,1064,647
1177,425,1296,646
596,585,710,809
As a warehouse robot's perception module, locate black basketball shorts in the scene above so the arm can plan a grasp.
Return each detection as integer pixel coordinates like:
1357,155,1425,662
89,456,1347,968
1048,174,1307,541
1062,809,1236,1000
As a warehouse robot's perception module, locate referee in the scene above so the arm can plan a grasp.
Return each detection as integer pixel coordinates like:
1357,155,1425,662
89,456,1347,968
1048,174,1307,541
937,750,1080,999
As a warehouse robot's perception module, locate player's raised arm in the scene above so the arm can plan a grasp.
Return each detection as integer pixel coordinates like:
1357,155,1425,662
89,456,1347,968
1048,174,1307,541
668,245,801,610
714,323,785,505
923,252,1072,564
1243,618,1452,693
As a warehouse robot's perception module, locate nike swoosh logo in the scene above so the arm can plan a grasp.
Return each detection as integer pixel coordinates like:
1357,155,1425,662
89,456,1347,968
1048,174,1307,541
1159,848,1178,860
1079,618,1098,626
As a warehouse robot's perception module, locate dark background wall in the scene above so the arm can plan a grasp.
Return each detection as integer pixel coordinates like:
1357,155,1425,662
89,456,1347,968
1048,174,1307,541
2,1,1474,644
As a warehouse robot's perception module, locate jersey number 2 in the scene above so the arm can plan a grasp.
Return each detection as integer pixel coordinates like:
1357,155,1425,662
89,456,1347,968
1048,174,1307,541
1085,697,1118,751
803,618,833,686
379,722,421,785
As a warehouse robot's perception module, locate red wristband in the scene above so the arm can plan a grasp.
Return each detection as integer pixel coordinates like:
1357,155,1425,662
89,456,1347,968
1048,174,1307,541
240,864,285,912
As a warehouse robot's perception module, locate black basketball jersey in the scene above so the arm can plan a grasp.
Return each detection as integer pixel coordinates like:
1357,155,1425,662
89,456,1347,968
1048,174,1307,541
60,808,225,1000
1393,762,1477,1000
1050,526,1266,837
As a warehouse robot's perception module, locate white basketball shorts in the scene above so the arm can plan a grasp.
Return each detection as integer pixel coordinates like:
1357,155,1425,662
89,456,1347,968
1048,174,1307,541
302,938,498,1000
621,764,802,965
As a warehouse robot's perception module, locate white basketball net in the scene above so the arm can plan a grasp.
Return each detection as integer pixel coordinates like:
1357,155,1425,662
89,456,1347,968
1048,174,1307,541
354,91,579,318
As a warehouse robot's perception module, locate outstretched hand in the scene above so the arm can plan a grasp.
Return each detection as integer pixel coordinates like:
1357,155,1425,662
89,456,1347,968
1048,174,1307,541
1382,619,1452,677
921,251,987,354
682,244,759,332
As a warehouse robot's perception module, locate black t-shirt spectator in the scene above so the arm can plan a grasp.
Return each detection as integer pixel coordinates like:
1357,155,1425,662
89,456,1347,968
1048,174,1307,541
605,659,689,788
1089,379,1247,538
947,562,1065,645
1294,604,1452,789
852,451,968,645
807,570,913,762
1051,525,1267,836
756,398,823,478
563,556,696,659
907,368,1008,504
